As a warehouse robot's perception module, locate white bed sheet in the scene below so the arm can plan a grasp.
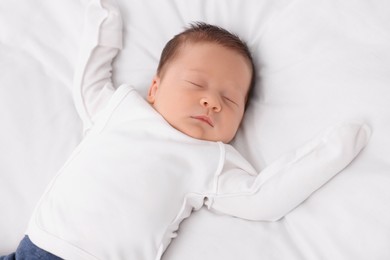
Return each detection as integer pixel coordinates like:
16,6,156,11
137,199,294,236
1,0,390,259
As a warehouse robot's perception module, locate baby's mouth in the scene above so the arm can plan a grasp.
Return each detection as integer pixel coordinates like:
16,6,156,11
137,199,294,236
191,115,214,127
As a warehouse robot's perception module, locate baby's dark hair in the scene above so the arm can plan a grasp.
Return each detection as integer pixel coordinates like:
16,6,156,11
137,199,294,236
157,22,256,103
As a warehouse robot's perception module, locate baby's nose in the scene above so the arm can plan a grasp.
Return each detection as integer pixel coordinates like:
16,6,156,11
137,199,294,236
200,97,221,112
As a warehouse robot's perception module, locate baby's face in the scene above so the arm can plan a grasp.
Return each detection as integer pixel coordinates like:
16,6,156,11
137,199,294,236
147,42,252,143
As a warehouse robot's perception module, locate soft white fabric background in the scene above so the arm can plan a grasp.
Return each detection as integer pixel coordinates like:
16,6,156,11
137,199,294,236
1,0,389,259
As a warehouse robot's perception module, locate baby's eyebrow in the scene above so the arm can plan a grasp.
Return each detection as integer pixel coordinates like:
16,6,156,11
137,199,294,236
184,80,202,87
187,68,206,74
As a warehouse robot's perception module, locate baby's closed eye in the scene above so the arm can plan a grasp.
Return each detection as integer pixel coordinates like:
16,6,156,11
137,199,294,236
185,80,204,88
223,96,238,106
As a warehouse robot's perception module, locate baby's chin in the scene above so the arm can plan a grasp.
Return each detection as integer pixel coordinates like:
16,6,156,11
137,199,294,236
164,117,234,143
178,126,232,143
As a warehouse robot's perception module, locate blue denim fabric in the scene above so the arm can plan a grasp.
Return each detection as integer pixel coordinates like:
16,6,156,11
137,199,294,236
0,236,62,260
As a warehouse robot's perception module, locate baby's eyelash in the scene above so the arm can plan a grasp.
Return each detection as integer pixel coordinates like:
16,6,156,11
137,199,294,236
224,96,238,105
185,80,203,88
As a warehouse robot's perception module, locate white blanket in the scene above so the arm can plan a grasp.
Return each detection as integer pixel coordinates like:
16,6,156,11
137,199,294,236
1,0,389,259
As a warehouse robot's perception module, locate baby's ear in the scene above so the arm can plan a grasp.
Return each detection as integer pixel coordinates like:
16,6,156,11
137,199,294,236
147,75,160,104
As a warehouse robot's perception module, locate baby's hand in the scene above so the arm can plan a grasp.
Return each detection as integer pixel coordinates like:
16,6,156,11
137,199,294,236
100,0,121,14
81,0,123,48
81,0,122,19
100,0,123,33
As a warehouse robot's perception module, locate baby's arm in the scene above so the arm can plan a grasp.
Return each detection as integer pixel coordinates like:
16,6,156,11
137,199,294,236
206,122,371,221
73,0,122,134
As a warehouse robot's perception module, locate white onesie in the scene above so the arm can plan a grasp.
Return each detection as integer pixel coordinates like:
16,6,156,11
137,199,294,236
26,1,371,260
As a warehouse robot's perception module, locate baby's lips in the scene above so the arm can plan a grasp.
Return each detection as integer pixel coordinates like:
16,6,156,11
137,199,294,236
191,115,214,127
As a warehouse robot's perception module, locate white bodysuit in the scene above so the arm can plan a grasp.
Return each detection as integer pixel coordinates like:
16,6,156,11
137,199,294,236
26,1,370,259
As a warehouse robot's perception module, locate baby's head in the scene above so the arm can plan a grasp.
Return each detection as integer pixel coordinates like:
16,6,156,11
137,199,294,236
147,22,255,143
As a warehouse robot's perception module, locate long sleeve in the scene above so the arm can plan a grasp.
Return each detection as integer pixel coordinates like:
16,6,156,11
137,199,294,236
206,122,371,221
73,0,123,134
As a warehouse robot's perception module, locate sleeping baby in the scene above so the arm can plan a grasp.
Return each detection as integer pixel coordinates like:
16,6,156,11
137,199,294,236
1,0,370,259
